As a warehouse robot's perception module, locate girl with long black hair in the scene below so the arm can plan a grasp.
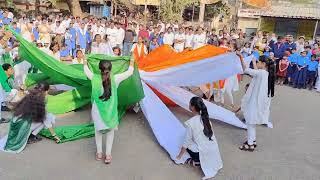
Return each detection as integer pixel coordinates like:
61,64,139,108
84,57,135,164
176,97,223,180
0,82,60,153
239,55,274,151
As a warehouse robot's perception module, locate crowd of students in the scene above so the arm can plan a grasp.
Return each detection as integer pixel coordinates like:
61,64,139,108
0,8,319,179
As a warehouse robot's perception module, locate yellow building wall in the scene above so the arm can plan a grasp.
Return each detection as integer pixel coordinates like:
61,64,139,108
260,17,276,33
238,17,260,31
297,20,316,40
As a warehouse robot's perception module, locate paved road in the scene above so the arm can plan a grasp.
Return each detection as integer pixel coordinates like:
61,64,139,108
0,83,319,180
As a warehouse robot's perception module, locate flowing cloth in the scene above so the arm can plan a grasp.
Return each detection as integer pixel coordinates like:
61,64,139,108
0,117,32,153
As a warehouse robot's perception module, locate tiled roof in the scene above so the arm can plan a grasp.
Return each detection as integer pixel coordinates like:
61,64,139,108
261,6,320,19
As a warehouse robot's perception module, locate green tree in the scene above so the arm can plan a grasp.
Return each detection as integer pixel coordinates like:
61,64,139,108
160,0,198,22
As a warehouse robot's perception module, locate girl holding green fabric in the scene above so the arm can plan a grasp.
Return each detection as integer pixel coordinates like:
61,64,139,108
84,57,135,164
0,82,61,153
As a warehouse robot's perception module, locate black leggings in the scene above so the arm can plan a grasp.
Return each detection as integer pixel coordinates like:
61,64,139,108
268,76,275,97
187,148,200,163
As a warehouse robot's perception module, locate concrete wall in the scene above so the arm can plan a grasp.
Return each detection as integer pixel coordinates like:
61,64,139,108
238,17,259,31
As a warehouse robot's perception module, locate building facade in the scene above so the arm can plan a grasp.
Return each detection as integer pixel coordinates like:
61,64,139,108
238,0,320,39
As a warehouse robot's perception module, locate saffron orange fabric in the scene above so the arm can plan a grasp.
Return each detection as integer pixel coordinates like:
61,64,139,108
243,0,269,8
133,43,146,63
138,45,228,72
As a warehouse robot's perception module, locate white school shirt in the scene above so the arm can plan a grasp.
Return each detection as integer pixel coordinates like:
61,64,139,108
115,27,125,46
163,32,175,46
174,33,186,52
185,34,194,48
92,26,105,38
91,42,114,56
106,27,118,47
192,33,206,49
72,58,84,64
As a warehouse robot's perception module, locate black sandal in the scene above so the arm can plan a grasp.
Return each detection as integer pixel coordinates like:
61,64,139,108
244,141,257,148
239,142,255,152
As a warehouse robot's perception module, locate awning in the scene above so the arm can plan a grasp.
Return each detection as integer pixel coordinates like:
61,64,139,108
261,6,320,20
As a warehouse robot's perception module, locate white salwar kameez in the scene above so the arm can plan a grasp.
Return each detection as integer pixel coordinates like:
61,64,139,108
84,64,134,155
241,67,270,145
0,113,55,153
183,115,223,179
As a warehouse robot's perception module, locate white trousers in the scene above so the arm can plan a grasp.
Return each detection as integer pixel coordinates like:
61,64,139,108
247,124,256,145
95,129,115,155
0,89,19,119
30,113,56,135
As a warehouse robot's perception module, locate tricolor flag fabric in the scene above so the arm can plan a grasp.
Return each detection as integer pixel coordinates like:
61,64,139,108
6,28,248,175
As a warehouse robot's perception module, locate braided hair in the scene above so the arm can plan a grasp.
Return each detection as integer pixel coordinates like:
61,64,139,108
98,60,112,101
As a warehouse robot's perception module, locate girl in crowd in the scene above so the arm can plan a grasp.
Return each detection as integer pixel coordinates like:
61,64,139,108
277,55,289,85
239,55,272,151
263,46,271,57
84,57,135,164
112,47,121,56
0,82,60,153
72,49,85,64
176,97,223,180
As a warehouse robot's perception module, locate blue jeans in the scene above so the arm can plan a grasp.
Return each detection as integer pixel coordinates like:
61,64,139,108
123,42,133,56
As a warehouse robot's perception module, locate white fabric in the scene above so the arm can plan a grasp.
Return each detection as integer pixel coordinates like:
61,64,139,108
72,58,84,65
95,128,115,155
220,75,240,105
241,68,270,125
140,81,190,162
140,52,243,87
247,124,256,145
92,26,105,38
14,61,32,88
183,116,223,179
146,81,246,129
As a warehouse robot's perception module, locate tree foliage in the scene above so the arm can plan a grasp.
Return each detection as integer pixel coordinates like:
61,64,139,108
160,0,198,22
204,1,230,21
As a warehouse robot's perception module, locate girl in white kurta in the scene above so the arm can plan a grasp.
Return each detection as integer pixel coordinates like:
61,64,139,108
84,57,134,164
220,75,239,107
176,97,223,180
239,55,271,151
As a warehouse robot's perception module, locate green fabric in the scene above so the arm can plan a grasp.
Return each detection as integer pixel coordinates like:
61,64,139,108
4,117,32,152
6,27,144,143
92,74,119,129
2,53,13,65
39,123,95,143
0,66,12,92
7,27,144,115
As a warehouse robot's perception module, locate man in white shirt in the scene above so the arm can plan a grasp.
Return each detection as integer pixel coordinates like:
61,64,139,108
115,22,125,49
163,27,175,46
174,28,186,52
192,27,206,50
157,20,165,33
105,21,118,48
185,27,194,49
92,21,105,38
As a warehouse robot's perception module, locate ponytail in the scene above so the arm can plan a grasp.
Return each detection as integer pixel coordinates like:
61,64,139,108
99,60,112,101
190,97,213,141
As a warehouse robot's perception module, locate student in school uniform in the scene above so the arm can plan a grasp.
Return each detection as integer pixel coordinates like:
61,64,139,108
294,51,309,89
287,48,299,85
306,55,319,90
72,49,85,64
131,36,148,63
173,28,186,52
77,22,91,53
